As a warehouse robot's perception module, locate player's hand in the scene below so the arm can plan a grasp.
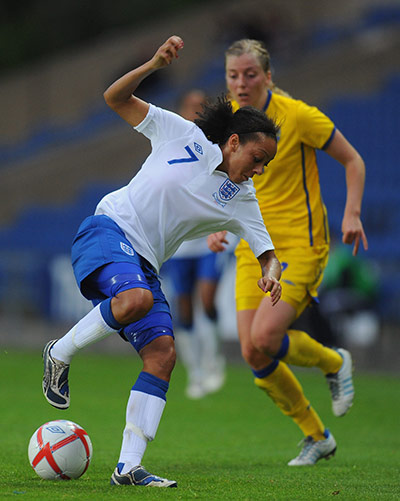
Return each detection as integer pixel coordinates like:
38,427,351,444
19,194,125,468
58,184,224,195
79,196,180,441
342,215,368,256
207,231,229,253
257,276,281,306
152,36,184,69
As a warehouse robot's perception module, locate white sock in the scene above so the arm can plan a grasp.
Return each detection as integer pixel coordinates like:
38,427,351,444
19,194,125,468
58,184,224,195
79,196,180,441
175,328,202,383
119,390,166,473
199,317,225,372
51,304,117,363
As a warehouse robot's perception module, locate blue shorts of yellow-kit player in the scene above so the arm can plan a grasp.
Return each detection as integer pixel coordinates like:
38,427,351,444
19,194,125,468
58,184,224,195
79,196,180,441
235,244,329,317
71,214,173,353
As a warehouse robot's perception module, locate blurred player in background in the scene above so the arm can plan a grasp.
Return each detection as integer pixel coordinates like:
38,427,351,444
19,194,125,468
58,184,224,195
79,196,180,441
166,89,227,400
41,36,283,488
208,38,368,466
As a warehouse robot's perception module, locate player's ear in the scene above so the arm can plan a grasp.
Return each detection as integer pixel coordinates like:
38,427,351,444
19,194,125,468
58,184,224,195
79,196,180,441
265,70,272,86
228,133,239,152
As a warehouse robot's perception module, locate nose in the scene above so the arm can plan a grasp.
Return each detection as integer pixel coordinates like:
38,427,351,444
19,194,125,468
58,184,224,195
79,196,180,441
236,74,246,88
254,165,264,175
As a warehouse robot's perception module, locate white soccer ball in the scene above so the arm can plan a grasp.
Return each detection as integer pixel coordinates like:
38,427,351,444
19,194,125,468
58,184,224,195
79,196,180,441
28,420,93,480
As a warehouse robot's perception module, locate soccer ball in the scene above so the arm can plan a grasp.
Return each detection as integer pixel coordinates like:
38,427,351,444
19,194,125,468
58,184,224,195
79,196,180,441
28,420,93,480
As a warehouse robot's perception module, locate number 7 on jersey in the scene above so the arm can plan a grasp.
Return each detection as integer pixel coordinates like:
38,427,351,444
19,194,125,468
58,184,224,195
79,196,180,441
167,145,199,165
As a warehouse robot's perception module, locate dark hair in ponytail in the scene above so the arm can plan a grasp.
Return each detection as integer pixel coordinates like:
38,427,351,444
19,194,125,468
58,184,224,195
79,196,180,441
194,95,278,146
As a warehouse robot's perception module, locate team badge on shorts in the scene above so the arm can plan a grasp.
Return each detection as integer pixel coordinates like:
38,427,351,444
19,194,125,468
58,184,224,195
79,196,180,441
120,242,135,256
213,179,240,207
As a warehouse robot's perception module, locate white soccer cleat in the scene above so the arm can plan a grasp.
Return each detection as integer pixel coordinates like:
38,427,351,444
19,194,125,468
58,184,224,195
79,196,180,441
202,355,226,394
326,348,354,417
185,356,226,399
288,431,337,466
185,381,207,400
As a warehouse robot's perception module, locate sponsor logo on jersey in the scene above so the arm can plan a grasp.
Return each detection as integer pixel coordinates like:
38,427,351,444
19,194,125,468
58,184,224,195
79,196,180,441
120,242,135,256
194,142,203,155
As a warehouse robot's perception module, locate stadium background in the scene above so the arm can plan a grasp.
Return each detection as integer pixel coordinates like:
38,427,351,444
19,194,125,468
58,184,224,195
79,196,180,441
0,0,399,370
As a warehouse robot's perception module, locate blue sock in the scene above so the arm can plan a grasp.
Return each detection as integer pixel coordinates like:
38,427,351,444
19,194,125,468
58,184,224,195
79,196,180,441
274,333,289,359
252,360,279,379
132,371,169,401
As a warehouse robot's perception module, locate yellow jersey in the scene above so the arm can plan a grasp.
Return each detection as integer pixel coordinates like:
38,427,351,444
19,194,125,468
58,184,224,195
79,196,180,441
233,90,335,251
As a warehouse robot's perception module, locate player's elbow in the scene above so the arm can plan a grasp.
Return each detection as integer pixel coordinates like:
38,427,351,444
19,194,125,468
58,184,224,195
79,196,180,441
103,89,117,110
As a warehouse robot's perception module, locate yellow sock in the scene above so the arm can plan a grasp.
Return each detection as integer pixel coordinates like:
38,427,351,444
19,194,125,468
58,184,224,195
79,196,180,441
282,329,342,375
254,361,326,440
293,405,326,441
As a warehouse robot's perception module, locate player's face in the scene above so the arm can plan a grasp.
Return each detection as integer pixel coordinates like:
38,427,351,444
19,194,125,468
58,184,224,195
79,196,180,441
226,53,271,110
226,134,277,184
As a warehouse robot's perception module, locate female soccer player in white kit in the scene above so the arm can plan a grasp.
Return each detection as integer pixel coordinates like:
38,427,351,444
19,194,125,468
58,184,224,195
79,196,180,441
41,36,282,488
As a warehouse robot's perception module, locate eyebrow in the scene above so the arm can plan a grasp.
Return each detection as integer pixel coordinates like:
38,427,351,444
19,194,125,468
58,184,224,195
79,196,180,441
227,65,260,73
257,148,274,161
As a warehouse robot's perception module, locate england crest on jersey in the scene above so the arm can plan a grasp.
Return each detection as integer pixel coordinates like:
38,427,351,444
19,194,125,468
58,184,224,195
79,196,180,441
219,179,240,200
213,179,240,207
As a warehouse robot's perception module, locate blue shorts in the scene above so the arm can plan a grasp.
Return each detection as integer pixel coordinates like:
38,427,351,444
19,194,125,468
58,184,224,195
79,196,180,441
71,215,173,352
167,253,222,295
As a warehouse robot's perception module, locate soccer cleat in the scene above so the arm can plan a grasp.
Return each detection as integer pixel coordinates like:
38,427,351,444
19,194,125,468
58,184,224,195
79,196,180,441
202,355,226,395
326,348,354,417
288,431,337,466
42,339,70,410
186,381,207,400
110,465,177,487
185,365,225,399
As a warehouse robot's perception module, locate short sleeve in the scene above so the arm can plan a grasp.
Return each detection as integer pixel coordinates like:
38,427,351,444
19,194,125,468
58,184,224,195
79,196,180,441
135,103,196,146
296,100,335,150
231,196,274,258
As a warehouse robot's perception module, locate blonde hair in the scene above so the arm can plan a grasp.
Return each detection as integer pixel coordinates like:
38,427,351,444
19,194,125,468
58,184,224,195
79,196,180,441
225,39,291,98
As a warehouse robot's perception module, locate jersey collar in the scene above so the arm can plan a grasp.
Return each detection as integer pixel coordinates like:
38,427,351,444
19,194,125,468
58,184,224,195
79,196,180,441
208,142,224,175
262,90,272,112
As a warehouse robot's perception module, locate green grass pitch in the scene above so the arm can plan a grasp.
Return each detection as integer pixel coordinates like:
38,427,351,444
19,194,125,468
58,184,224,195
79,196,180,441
1,348,399,500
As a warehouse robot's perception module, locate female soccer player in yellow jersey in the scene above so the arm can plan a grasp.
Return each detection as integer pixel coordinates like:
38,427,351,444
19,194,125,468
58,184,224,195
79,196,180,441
208,38,368,465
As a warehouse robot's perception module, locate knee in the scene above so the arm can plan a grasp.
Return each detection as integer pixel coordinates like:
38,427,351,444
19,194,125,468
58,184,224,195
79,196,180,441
250,325,283,357
240,342,258,366
240,339,264,367
113,288,154,324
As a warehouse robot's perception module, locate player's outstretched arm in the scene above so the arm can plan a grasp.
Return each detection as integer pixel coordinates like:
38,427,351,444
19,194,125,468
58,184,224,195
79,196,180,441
103,35,184,127
325,129,368,256
257,250,282,306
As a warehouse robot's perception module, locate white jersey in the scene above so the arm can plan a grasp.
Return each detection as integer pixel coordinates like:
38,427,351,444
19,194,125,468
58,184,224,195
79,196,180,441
172,232,239,259
172,237,211,259
95,104,273,272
